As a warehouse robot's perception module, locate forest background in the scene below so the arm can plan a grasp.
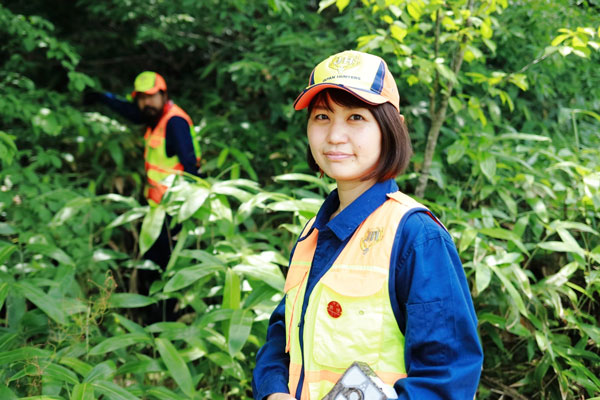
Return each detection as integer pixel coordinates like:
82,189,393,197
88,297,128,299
1,0,599,399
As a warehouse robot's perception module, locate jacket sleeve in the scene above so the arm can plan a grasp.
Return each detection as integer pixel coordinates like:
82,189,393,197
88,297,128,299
99,92,144,124
252,297,291,400
390,211,483,399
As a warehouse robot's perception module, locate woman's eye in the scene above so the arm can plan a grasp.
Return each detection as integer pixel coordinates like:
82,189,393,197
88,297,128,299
349,114,364,121
315,114,329,120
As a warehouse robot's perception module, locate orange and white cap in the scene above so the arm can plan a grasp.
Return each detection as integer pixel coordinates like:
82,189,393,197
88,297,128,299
293,50,400,112
131,71,167,98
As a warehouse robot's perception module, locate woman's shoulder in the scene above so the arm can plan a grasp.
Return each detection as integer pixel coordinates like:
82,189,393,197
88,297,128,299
397,208,451,247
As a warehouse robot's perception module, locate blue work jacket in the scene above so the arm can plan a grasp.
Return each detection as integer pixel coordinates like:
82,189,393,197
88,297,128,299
252,179,483,399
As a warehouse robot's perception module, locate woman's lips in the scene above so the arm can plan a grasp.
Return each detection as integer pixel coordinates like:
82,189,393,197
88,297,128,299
324,151,352,160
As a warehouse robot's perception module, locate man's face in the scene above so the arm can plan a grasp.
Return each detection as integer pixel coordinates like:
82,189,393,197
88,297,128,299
136,91,167,124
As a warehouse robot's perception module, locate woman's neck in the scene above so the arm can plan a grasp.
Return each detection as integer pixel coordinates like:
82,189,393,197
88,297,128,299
332,179,377,218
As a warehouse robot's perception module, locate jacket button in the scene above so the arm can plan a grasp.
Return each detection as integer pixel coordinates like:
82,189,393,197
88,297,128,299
327,301,342,318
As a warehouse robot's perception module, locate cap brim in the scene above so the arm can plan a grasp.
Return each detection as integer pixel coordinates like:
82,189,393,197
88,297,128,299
293,83,390,110
131,86,161,98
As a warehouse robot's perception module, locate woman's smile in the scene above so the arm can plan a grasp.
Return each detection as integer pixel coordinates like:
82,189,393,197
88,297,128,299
324,150,354,160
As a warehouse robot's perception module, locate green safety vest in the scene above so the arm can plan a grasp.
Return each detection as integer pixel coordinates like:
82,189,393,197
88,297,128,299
143,101,200,205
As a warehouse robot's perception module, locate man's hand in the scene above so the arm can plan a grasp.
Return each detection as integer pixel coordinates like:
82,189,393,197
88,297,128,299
266,393,296,400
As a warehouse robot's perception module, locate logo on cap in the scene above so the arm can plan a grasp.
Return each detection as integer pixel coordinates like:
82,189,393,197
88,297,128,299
328,53,360,73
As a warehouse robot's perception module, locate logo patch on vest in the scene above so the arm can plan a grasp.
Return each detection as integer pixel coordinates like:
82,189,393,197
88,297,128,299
360,227,383,255
327,301,342,318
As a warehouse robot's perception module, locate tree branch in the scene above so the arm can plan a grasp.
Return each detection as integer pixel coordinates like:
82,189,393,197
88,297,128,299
430,8,442,117
415,0,474,198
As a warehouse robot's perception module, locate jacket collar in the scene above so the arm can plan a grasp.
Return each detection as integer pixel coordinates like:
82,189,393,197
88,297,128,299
313,179,399,241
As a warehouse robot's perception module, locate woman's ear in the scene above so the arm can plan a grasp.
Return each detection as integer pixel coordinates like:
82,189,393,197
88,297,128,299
399,114,405,124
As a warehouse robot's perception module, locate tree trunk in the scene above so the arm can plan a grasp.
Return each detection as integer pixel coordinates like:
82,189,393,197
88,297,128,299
415,102,450,198
414,0,473,198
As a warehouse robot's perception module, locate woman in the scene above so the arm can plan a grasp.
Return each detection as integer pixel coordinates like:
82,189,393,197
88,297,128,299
252,50,483,400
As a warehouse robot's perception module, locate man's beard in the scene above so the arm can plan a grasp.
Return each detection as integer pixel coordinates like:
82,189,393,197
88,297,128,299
141,106,162,126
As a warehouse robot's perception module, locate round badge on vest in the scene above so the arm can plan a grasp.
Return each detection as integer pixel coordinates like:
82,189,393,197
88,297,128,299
327,301,342,318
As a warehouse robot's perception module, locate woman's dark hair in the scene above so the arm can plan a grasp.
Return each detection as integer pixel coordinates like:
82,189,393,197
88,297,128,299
306,89,412,182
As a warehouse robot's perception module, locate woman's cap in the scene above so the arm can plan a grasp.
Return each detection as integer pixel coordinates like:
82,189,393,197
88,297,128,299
131,71,167,98
293,50,400,112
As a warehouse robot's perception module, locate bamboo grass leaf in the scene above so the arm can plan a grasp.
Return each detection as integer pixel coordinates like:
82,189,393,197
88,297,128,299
155,338,195,398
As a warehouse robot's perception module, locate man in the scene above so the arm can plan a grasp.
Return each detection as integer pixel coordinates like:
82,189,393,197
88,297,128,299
86,71,201,269
88,71,201,205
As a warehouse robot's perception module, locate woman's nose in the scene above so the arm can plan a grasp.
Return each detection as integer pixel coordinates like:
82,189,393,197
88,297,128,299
327,119,347,143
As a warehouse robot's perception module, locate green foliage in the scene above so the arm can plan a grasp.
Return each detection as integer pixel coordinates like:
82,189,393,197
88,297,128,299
1,0,599,399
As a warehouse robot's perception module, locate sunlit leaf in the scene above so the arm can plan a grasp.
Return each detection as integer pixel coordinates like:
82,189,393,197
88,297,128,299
207,352,245,380
551,34,570,46
0,283,9,312
458,227,477,253
488,265,528,316
89,333,151,355
15,281,68,325
71,383,94,400
406,1,422,20
479,153,497,182
447,140,466,164
155,338,195,398
335,0,350,12
228,309,253,356
108,293,157,308
178,186,210,222
497,189,517,217
0,223,17,235
145,387,181,400
26,243,74,267
479,227,529,255
106,209,147,229
0,347,51,365
92,380,139,400
42,362,80,385
475,261,492,293
274,173,331,191
59,357,93,377
164,264,224,292
233,262,285,291
83,360,116,383
139,204,166,255
529,198,549,223
391,24,408,42
222,269,241,310
0,384,18,400
50,196,91,227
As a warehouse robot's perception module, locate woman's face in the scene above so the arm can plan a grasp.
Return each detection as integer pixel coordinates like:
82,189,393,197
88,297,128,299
307,97,381,187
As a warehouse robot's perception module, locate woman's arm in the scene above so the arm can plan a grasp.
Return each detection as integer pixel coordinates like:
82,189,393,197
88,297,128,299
391,211,483,399
252,297,293,400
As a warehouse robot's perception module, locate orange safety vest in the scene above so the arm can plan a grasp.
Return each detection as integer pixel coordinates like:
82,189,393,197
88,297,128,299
284,191,432,399
143,101,200,205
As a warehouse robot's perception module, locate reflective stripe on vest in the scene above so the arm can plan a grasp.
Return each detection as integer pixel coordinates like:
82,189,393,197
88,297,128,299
284,191,429,400
143,101,201,205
